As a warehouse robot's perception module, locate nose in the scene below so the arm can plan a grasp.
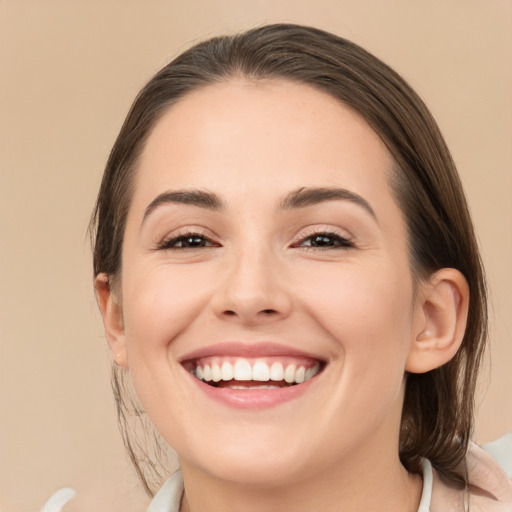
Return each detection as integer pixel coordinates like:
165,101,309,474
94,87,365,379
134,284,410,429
210,246,293,325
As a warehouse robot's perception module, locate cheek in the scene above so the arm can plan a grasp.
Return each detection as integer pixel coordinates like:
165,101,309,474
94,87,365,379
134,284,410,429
121,264,213,356
119,266,212,434
302,261,415,366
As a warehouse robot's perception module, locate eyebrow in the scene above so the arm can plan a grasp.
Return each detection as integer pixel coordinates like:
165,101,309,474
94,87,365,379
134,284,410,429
142,186,376,223
143,189,223,222
281,187,377,220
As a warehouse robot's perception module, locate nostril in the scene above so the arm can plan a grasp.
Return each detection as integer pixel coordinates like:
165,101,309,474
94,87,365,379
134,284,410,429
219,307,283,321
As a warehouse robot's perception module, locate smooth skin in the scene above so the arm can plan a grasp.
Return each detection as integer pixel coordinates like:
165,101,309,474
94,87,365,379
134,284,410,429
96,79,469,512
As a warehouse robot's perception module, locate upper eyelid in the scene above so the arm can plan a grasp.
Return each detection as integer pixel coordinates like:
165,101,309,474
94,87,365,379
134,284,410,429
292,225,354,241
158,226,217,241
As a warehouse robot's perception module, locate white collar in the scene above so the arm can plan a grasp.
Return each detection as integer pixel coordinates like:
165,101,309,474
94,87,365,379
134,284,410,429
417,459,433,511
147,471,184,512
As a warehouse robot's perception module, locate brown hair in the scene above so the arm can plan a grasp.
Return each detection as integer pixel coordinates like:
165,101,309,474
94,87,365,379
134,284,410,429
90,24,487,495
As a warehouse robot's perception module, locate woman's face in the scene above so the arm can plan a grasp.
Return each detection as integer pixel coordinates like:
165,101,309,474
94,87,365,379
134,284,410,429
114,80,426,485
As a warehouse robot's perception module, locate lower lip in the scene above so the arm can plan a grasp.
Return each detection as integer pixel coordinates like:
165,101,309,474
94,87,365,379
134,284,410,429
187,373,318,410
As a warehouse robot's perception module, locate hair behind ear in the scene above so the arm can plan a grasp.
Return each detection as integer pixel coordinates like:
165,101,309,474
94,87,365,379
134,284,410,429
400,267,482,485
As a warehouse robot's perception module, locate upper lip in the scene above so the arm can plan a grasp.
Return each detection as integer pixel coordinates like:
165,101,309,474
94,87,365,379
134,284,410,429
179,342,326,364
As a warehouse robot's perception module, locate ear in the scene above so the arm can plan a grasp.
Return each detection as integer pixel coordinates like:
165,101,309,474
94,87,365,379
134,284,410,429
94,273,128,367
406,268,469,373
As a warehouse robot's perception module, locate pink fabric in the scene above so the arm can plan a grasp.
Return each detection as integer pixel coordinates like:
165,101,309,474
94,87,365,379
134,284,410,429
430,441,512,511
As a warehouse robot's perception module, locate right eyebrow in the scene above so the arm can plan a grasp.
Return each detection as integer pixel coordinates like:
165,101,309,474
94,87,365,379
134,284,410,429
142,189,223,224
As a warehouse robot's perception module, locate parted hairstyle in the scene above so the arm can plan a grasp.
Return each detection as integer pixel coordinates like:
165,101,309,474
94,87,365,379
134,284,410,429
90,24,487,496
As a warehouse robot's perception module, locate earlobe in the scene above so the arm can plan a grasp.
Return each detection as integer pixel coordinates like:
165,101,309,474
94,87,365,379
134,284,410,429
406,268,469,373
94,273,129,367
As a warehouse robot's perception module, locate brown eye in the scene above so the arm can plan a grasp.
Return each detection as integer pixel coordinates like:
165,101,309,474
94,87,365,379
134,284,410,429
299,232,354,249
158,233,217,250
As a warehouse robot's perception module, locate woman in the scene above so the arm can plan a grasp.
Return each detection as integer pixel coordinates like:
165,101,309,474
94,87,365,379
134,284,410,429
48,24,511,511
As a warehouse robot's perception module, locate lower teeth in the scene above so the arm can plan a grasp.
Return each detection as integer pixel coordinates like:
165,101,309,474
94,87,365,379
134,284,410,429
202,379,295,389
228,384,281,390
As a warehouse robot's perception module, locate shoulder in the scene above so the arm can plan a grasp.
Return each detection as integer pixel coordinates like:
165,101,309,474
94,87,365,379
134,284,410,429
430,432,512,512
481,431,512,478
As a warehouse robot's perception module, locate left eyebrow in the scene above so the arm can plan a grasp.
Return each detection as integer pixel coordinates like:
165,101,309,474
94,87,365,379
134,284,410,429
280,187,377,221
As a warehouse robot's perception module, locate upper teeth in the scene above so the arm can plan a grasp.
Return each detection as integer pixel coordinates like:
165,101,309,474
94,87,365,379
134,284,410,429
194,359,320,385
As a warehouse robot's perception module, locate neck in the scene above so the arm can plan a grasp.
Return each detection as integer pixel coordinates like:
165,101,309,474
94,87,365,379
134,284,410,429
179,444,422,512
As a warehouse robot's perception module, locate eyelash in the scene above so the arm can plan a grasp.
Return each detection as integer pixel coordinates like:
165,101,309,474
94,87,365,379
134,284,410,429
294,231,355,250
157,230,354,251
157,231,218,250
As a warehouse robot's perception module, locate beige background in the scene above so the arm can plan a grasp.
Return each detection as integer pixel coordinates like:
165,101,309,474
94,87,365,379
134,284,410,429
1,1,511,511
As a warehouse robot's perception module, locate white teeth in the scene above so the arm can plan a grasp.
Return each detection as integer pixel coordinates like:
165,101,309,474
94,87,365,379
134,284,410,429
295,366,306,384
194,359,321,385
305,363,320,381
203,364,212,381
211,363,222,382
284,364,296,383
221,361,234,381
229,384,281,390
270,362,284,381
252,361,270,381
234,359,252,381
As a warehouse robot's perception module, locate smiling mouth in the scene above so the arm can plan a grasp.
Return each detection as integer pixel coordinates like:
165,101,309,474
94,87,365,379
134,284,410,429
184,357,323,389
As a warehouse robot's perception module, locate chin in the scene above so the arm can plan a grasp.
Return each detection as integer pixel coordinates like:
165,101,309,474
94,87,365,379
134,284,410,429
203,457,308,487
179,434,314,487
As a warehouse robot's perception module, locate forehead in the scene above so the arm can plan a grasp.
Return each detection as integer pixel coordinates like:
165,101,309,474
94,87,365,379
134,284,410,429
133,79,397,213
